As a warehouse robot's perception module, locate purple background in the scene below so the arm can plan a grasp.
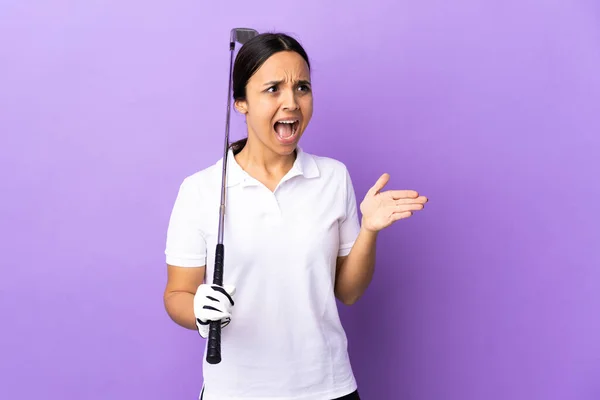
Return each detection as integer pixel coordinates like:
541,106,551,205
1,1,599,399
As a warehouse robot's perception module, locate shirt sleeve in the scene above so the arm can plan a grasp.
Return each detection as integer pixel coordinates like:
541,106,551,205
164,177,207,267
338,166,361,257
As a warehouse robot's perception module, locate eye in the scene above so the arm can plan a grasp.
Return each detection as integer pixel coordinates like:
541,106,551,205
298,84,311,92
266,85,278,93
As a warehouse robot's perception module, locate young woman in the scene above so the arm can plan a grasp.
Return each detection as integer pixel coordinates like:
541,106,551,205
163,32,427,400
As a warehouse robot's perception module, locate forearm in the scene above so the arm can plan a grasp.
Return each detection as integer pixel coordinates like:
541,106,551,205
334,221,379,305
164,291,197,330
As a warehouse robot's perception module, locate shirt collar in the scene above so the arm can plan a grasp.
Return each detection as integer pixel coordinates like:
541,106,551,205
220,146,320,188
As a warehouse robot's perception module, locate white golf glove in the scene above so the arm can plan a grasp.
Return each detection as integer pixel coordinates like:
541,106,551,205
193,283,236,339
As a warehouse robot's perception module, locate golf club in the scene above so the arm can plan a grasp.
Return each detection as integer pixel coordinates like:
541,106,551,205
206,27,259,366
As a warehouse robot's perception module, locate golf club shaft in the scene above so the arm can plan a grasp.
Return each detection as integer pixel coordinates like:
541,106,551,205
206,41,236,365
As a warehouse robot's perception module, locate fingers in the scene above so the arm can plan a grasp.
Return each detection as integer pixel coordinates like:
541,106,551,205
194,283,236,324
199,306,232,322
196,299,232,324
368,173,390,195
223,284,236,297
391,196,428,220
197,284,236,305
394,203,425,213
389,190,420,200
211,284,235,306
370,174,428,204
395,196,428,205
194,283,237,338
196,316,231,338
391,211,413,221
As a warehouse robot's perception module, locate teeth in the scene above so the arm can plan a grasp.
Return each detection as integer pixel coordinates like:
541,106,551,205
277,120,297,124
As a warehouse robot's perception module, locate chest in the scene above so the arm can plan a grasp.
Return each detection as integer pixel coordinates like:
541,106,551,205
201,178,346,283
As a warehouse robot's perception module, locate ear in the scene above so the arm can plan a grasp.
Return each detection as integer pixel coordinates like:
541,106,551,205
234,99,248,114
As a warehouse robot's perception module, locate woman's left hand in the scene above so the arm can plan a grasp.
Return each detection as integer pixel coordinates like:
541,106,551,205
360,173,428,233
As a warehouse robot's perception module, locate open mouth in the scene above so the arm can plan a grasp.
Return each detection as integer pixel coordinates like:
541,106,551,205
274,119,300,141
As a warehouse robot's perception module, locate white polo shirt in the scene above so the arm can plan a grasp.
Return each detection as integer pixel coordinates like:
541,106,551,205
165,146,361,400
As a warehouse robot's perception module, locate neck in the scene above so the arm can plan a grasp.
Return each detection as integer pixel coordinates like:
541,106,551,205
234,137,297,179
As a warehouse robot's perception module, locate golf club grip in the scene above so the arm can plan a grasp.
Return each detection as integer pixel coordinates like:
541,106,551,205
206,244,225,364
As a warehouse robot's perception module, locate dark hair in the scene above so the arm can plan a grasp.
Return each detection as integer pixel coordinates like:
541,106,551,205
229,32,311,154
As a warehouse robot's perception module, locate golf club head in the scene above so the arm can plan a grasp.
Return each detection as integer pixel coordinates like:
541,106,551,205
230,28,259,45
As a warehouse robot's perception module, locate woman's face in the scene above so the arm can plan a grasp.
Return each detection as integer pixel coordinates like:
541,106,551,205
235,51,313,156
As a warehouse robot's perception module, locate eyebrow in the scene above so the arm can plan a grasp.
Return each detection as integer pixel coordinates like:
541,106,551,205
263,79,311,87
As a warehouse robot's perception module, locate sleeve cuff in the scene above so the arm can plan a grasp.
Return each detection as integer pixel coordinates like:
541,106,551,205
165,254,206,267
338,241,355,257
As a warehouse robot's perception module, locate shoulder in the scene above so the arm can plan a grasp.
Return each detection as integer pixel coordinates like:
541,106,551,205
175,158,222,196
312,154,348,170
302,150,348,173
301,150,353,187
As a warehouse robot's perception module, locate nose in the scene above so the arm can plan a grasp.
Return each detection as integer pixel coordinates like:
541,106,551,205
282,88,299,111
